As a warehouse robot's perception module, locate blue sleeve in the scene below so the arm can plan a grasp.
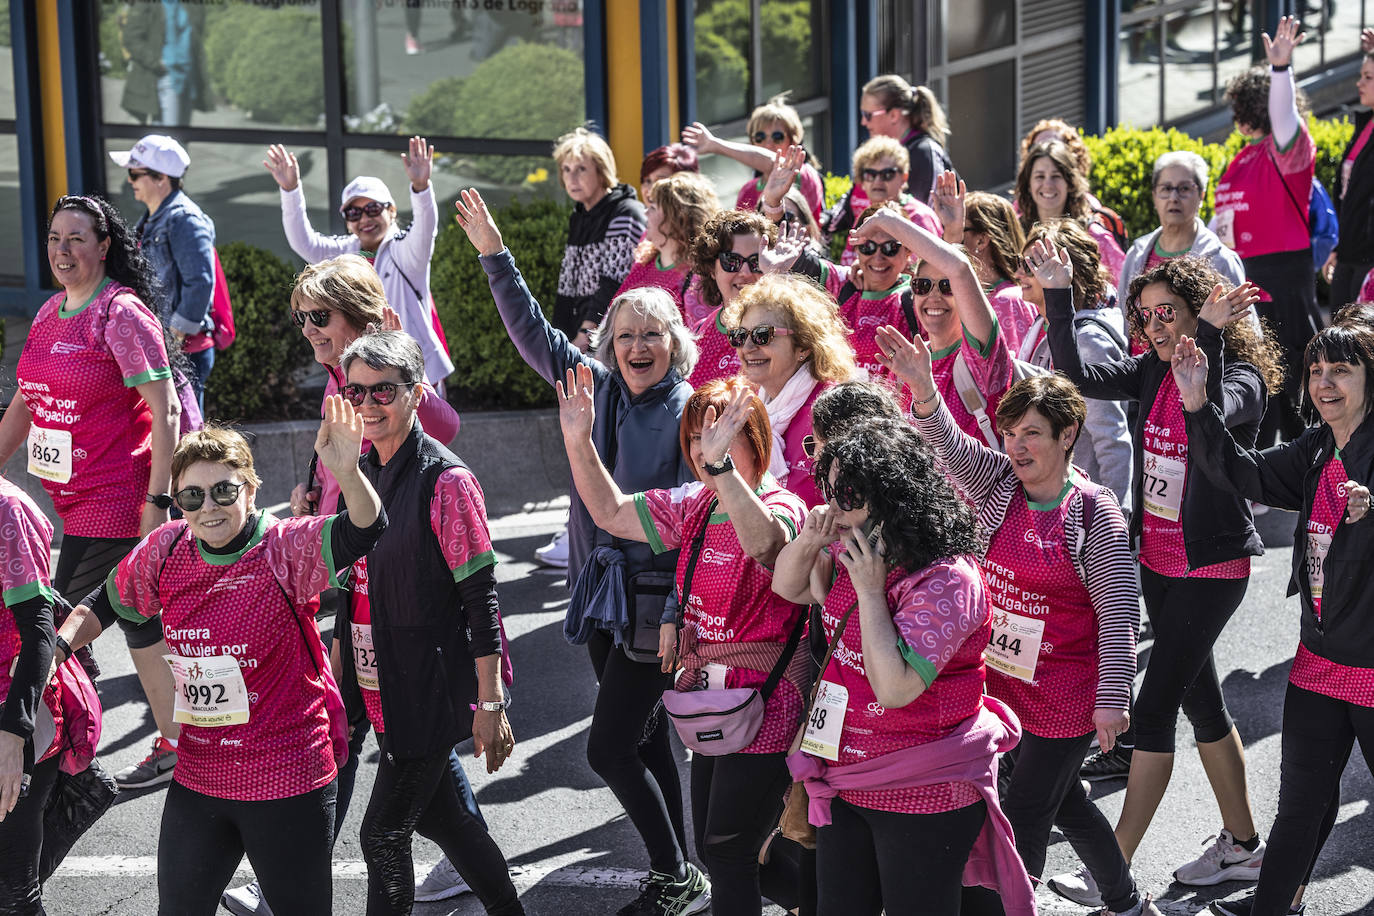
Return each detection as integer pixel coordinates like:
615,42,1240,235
168,211,216,335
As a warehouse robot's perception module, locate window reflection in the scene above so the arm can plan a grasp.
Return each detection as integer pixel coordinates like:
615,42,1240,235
694,0,751,126
758,2,824,102
947,61,1015,192
0,136,22,280
947,0,1014,61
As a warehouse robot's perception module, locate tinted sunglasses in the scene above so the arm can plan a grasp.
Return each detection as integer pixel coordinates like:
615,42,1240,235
752,130,788,144
727,325,795,348
341,381,410,406
860,167,900,183
1136,304,1177,324
292,308,332,329
717,250,761,274
913,277,953,296
856,239,903,257
817,475,863,511
340,201,387,222
174,480,246,513
859,108,889,123
128,169,154,182
802,435,818,458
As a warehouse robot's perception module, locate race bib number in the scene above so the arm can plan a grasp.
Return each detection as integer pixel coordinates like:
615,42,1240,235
1142,450,1186,521
678,663,729,692
26,427,72,484
1306,530,1333,602
800,680,848,761
1215,208,1236,249
165,654,250,727
352,623,378,691
984,611,1047,683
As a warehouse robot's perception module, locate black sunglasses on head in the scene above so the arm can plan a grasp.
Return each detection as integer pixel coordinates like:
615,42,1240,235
913,277,953,296
753,130,788,144
856,239,903,258
341,381,411,407
717,250,761,274
174,480,247,513
340,201,387,222
860,167,900,183
292,308,332,329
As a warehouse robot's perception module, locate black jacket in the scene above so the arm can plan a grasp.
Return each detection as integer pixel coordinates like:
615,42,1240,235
902,129,953,204
1044,287,1266,569
555,183,646,328
1335,109,1374,264
1186,408,1374,668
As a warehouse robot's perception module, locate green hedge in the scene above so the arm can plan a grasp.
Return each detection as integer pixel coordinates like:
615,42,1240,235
203,6,326,126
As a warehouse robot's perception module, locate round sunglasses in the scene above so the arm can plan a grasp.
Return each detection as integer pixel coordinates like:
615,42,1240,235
860,167,900,183
856,239,903,257
341,381,411,406
727,325,795,348
913,277,953,296
292,308,332,329
1135,304,1177,324
817,475,863,511
174,480,247,513
717,250,761,274
340,201,387,222
752,130,788,144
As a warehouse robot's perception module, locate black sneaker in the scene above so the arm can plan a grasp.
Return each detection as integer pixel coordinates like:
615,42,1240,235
616,864,711,916
1209,888,1305,916
1081,744,1132,781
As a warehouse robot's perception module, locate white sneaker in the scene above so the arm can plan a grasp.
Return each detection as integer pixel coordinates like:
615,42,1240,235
1046,865,1104,907
221,881,273,916
1173,827,1265,886
415,856,472,902
535,526,569,568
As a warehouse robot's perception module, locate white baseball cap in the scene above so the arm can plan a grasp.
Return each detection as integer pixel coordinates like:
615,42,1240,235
108,134,191,178
339,176,395,212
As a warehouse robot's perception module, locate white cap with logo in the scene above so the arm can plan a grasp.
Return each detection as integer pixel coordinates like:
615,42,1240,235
339,176,395,212
108,134,191,178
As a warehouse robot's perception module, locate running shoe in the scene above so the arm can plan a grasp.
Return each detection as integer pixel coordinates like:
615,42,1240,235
615,863,711,915
1081,744,1133,781
1174,828,1265,886
415,855,472,902
1046,865,1104,907
1208,889,1305,915
535,526,570,569
1109,894,1164,916
221,881,273,916
405,32,421,54
114,737,177,789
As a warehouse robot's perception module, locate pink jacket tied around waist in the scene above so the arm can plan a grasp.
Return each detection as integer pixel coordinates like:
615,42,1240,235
786,694,1036,915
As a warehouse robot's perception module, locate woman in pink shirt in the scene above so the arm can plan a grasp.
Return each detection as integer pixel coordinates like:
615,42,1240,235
686,210,778,389
616,172,720,326
1015,140,1127,280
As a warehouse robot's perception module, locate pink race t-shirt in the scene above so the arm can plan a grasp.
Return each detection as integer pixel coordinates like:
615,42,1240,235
735,163,825,221
987,281,1039,355
1213,126,1316,263
688,307,742,389
981,485,1098,738
616,257,711,326
817,555,989,815
111,514,345,800
17,281,171,537
1138,373,1249,579
930,323,1016,448
636,479,808,753
839,278,913,383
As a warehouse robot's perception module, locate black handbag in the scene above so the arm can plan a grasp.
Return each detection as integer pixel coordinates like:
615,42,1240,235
622,498,715,664
39,757,118,881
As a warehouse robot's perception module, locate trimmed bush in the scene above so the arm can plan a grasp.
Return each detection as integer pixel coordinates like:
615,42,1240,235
203,8,324,125
403,75,467,138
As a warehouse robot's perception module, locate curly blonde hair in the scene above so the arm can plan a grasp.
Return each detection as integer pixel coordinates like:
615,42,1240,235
647,171,721,258
852,136,910,177
724,274,856,384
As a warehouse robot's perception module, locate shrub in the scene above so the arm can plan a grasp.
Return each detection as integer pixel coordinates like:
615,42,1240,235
203,8,324,125
403,75,466,138
204,242,313,423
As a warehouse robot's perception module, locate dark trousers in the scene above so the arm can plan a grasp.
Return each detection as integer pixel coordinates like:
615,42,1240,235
0,756,59,916
690,751,792,916
1329,258,1373,312
184,346,215,415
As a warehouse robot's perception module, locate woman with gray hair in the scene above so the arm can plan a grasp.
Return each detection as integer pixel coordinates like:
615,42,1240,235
454,190,710,915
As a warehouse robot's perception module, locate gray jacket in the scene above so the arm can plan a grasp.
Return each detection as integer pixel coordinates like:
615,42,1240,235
1119,220,1246,300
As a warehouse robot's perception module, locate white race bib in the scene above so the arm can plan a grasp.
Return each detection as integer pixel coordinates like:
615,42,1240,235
1306,530,1333,602
984,610,1047,683
1215,208,1236,249
26,427,72,484
165,654,250,727
800,680,849,761
677,663,729,692
352,623,379,691
1142,450,1186,521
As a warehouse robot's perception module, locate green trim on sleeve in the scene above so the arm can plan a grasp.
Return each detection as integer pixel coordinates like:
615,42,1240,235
897,638,938,687
634,492,669,554
819,261,832,287
1,581,54,608
321,515,344,588
104,566,150,626
962,316,1000,358
123,366,173,388
451,549,498,584
775,512,799,540
1272,128,1302,155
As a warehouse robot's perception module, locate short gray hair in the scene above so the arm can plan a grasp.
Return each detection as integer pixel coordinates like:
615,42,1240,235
341,330,426,386
1152,150,1209,195
594,287,699,378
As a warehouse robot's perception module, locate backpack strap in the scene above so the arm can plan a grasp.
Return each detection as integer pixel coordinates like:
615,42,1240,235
899,287,919,338
951,350,1000,450
1073,313,1128,353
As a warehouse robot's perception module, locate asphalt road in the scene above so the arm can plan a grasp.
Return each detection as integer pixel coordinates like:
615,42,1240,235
37,504,1374,916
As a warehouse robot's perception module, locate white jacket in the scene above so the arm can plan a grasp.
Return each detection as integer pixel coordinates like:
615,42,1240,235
279,184,455,384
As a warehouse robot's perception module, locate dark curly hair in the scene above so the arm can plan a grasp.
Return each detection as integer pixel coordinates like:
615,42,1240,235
49,195,158,308
1301,323,1374,425
689,209,778,307
1125,256,1285,394
1224,65,1310,135
811,381,902,442
1015,141,1091,234
814,420,979,573
1024,219,1109,309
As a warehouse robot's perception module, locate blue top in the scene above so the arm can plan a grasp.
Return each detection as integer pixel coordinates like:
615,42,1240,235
136,189,216,337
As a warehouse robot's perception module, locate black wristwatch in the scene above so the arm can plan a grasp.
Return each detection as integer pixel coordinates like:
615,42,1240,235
704,454,734,477
54,635,73,664
146,492,173,510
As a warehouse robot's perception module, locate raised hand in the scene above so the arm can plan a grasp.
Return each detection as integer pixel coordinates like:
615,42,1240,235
555,364,597,443
1363,27,1374,55
796,504,840,551
761,145,806,209
454,189,505,257
1197,281,1261,330
875,324,935,403
1263,15,1306,68
315,394,365,478
759,220,808,274
931,170,966,236
1024,239,1074,290
698,386,754,467
263,144,300,192
1170,335,1210,411
681,121,721,154
380,306,403,333
402,135,434,191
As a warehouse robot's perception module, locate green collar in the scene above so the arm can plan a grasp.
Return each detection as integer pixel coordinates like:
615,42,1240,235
1025,470,1081,511
1153,237,1192,258
196,511,269,565
58,277,112,318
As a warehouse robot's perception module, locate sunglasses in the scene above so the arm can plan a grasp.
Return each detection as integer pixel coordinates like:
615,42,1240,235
817,475,863,511
717,250,761,274
340,201,387,222
128,169,154,182
174,480,247,513
752,130,788,144
856,239,903,257
1135,304,1177,324
727,325,795,348
860,167,900,183
859,108,889,123
913,277,953,296
292,308,332,329
802,435,818,458
341,381,410,406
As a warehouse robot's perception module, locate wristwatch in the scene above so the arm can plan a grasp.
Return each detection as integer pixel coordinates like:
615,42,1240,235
475,699,508,712
146,492,173,510
704,454,734,477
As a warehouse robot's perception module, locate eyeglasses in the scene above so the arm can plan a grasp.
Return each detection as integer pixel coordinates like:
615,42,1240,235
291,308,332,329
752,130,788,144
913,277,953,296
802,435,818,458
1154,183,1198,198
340,201,387,222
717,250,761,274
859,108,889,123
1135,303,1177,324
128,169,153,182
613,330,666,346
855,239,903,257
727,325,795,348
341,381,411,406
817,475,863,511
174,480,247,513
860,167,901,183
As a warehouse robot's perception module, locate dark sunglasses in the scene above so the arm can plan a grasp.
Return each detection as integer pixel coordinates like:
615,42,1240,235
717,250,761,274
817,475,863,512
860,167,900,183
128,169,154,182
752,130,788,144
291,308,332,329
802,435,818,458
913,277,953,296
174,480,246,513
856,239,903,257
727,325,795,348
859,108,889,123
341,381,410,406
340,201,387,222
1135,304,1177,324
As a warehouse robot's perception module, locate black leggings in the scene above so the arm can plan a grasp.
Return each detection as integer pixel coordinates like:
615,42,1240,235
53,535,162,649
1134,567,1248,753
156,778,337,916
815,797,986,915
585,629,687,876
0,756,59,916
1251,683,1374,916
962,731,1137,914
690,752,792,916
360,738,522,915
